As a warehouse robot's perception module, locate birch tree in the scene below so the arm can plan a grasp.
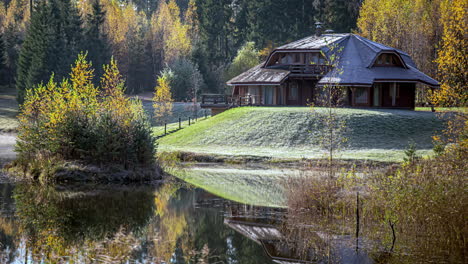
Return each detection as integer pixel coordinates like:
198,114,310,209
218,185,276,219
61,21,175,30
153,70,174,125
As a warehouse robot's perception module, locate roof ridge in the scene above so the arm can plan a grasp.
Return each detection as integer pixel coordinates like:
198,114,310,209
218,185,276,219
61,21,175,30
352,34,381,53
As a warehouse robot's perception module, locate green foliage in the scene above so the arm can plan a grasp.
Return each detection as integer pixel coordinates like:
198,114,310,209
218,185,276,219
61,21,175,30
84,0,109,81
16,0,84,104
167,57,204,101
15,53,156,181
225,42,260,81
403,142,418,163
2,23,20,86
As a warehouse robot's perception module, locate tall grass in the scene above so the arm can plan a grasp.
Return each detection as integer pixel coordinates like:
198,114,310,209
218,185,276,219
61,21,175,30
285,141,467,262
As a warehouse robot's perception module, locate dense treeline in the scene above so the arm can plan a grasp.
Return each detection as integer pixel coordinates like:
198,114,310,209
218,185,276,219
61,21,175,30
357,0,467,106
0,0,362,102
0,0,465,106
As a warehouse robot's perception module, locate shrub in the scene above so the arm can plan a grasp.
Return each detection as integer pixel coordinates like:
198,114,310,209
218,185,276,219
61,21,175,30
366,141,467,259
167,57,204,101
14,53,157,181
285,141,467,262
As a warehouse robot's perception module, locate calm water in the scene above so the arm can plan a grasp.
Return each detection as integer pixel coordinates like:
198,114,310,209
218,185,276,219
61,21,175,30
0,180,282,263
0,173,463,263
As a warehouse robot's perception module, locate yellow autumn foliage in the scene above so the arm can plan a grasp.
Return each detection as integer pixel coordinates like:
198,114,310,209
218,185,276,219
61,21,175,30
150,0,191,65
15,53,156,181
433,0,467,107
358,0,467,106
153,72,174,124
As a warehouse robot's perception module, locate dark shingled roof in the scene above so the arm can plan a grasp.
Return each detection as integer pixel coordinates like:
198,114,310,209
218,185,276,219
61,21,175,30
227,63,290,85
227,34,439,88
275,33,348,50
318,34,439,87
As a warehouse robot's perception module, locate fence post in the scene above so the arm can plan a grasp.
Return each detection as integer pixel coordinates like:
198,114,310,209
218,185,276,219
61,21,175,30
204,109,207,119
179,117,181,129
189,117,191,126
356,191,360,238
164,123,167,135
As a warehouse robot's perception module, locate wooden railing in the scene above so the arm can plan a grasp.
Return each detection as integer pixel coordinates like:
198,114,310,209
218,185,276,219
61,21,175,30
201,94,262,107
201,94,228,105
289,64,332,75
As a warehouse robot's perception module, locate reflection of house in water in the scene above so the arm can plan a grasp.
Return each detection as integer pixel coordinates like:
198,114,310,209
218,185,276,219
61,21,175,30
224,216,374,264
225,217,325,264
194,190,375,263
225,217,316,264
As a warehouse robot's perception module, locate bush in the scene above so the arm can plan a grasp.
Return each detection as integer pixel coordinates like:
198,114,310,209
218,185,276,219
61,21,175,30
366,141,467,260
13,53,157,181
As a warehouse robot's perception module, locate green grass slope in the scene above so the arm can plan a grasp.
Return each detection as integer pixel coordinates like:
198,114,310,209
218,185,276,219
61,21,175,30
158,107,445,162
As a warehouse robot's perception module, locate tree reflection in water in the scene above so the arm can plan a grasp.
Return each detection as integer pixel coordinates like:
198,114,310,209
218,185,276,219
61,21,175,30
0,181,275,263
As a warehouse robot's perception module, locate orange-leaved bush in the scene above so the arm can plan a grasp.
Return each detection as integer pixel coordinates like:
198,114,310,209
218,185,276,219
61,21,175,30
15,53,156,180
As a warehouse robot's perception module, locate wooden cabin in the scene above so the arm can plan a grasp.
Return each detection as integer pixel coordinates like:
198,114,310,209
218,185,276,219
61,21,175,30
218,32,439,110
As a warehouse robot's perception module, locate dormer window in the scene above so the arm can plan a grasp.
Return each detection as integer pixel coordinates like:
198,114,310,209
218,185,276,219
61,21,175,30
374,53,404,67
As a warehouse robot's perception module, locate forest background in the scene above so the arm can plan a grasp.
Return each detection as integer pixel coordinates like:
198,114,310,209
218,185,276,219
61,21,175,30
0,0,465,106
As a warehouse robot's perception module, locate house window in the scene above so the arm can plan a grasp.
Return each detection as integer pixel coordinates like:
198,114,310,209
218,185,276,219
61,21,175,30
355,88,368,105
294,53,301,63
289,82,298,100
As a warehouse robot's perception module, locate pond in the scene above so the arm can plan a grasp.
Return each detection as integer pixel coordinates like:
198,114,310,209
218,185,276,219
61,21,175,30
0,165,464,263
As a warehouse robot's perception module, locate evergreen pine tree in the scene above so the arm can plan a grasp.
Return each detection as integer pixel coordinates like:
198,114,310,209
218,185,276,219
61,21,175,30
16,0,53,103
3,24,20,86
127,27,151,94
16,0,84,103
84,0,109,81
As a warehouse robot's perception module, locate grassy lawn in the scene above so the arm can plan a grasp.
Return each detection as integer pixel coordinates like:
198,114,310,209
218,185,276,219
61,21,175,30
141,99,211,126
0,86,19,132
415,106,467,112
152,117,209,137
158,107,445,162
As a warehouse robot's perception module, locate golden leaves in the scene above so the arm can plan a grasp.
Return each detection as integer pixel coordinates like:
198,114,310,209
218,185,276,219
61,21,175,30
150,0,192,65
153,72,174,124
433,0,468,106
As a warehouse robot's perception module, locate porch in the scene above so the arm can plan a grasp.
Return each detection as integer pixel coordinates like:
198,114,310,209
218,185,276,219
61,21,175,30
347,82,416,109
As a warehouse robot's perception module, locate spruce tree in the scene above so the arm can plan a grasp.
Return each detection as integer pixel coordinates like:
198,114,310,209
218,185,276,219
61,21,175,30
4,22,22,86
127,27,150,94
84,0,109,81
16,0,53,103
16,0,84,103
